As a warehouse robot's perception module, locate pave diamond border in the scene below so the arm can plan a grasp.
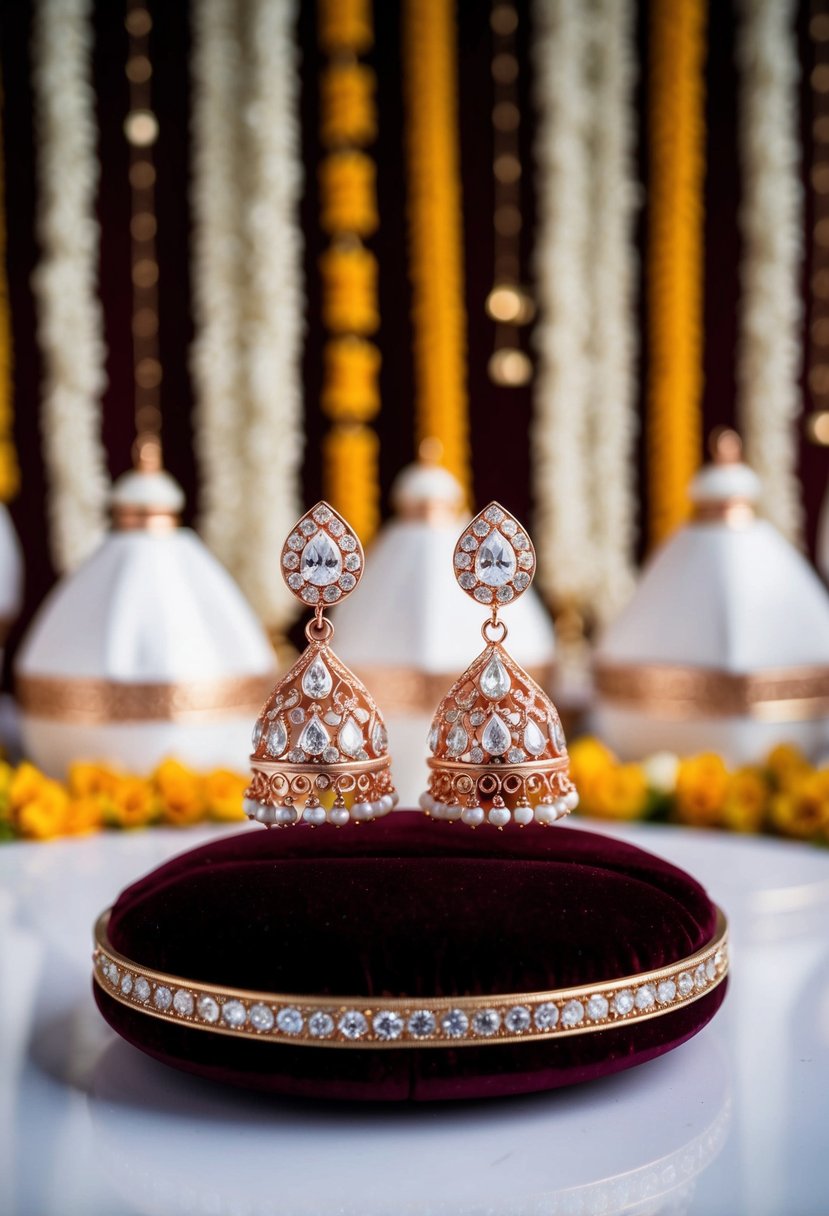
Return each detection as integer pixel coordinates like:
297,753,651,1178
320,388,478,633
93,908,728,1050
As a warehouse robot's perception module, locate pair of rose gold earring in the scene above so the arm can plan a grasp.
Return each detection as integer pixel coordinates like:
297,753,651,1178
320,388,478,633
244,501,578,829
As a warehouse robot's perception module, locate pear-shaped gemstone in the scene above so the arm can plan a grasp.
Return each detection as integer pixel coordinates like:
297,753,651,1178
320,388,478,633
301,531,342,586
372,721,388,754
550,716,566,752
479,653,511,700
446,723,468,756
338,716,364,757
524,719,547,757
298,715,330,756
428,724,439,753
302,655,332,699
266,719,287,756
251,719,264,750
475,533,516,586
481,713,511,756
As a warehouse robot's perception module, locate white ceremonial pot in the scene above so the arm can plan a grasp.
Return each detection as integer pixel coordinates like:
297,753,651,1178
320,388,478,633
0,502,23,645
594,445,829,763
818,471,829,585
333,462,555,805
15,470,276,778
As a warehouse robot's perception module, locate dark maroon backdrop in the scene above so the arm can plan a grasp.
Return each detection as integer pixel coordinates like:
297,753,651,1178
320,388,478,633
0,0,824,679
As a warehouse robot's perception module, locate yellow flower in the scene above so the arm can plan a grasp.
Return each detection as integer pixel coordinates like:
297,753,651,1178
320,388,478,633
205,769,247,823
107,776,158,830
10,761,49,809
15,779,69,840
567,737,616,814
589,763,649,821
154,759,206,827
770,770,829,841
765,742,810,791
0,760,15,823
722,766,768,834
68,762,121,800
674,753,730,828
64,796,104,837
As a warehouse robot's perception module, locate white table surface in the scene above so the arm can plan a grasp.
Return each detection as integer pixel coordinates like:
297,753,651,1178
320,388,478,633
2,817,828,1216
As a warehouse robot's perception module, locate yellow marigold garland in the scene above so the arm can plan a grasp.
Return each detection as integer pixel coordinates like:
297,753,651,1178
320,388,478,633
646,0,707,547
0,76,19,502
569,737,829,845
0,759,248,843
318,1,381,542
403,0,470,501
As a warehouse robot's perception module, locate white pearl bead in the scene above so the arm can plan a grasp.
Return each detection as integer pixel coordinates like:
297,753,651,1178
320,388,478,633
534,804,556,825
328,807,350,826
277,806,298,825
418,791,434,812
513,805,534,826
302,805,327,826
488,807,511,828
553,798,568,819
443,803,462,821
564,790,580,811
243,797,260,819
375,795,394,816
431,802,447,820
461,806,485,827
351,801,374,821
390,792,400,807
254,803,276,825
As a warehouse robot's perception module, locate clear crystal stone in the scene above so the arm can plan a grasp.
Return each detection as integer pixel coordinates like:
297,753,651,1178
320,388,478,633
484,505,504,523
288,748,306,763
518,551,533,569
372,722,388,753
301,586,320,603
497,586,514,603
308,1011,335,1038
635,985,656,1010
513,572,530,590
454,552,471,569
173,989,193,1015
441,1009,469,1038
482,713,511,756
507,748,525,764
339,573,357,592
534,1002,559,1029
338,717,363,757
513,533,528,550
322,746,340,763
154,986,172,1011
501,519,517,535
473,520,490,537
287,532,303,550
472,1009,501,1036
301,531,342,586
446,724,468,756
706,957,717,981
373,1011,404,1040
458,573,476,589
505,1005,531,1033
340,535,357,552
407,1010,436,1038
678,972,694,996
338,1010,368,1039
586,995,609,1021
134,978,151,1003
300,519,317,536
289,708,305,724
524,719,547,756
323,585,341,603
561,1000,584,1026
120,974,133,996
428,724,440,752
276,1007,303,1035
251,719,264,750
657,980,677,1004
461,534,478,551
298,716,330,756
550,717,566,752
474,586,493,603
282,552,299,569
475,533,517,586
198,995,219,1023
469,709,485,726
287,572,303,590
694,964,707,989
313,505,332,524
479,654,511,700
469,747,484,763
328,518,345,537
222,1000,247,1028
302,656,333,699
266,720,287,756
249,1003,274,1031
344,552,361,571
613,989,635,1015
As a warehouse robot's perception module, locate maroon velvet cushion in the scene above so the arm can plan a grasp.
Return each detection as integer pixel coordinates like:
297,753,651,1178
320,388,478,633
94,813,727,1101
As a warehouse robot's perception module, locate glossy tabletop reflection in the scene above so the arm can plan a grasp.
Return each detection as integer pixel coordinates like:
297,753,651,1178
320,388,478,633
1,818,828,1216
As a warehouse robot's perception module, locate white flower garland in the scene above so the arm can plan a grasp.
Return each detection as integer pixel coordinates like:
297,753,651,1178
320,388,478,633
190,0,304,631
735,0,804,545
31,0,109,573
532,0,639,621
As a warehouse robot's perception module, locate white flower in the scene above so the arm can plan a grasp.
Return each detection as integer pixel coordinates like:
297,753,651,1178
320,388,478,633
643,752,679,795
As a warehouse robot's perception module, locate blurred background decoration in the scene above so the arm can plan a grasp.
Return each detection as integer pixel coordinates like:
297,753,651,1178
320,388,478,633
1,0,829,840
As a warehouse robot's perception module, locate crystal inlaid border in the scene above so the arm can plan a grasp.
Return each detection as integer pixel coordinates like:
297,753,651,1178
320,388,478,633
93,908,728,1050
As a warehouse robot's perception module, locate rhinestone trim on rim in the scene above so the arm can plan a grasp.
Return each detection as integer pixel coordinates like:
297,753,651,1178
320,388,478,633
93,909,728,1050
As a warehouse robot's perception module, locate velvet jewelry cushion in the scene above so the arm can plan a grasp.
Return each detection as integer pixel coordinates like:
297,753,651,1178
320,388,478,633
93,813,727,1102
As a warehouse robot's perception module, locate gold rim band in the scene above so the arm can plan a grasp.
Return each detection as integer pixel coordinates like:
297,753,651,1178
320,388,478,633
93,907,728,1050
595,661,829,721
347,663,555,714
17,673,275,724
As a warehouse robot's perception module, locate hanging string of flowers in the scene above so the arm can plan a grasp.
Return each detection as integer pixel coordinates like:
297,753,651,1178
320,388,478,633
402,0,471,502
318,0,382,544
0,76,19,503
570,738,829,844
646,0,707,547
0,759,248,842
735,0,804,545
